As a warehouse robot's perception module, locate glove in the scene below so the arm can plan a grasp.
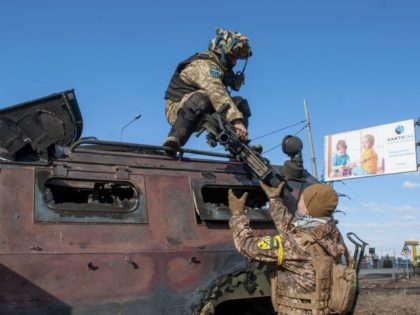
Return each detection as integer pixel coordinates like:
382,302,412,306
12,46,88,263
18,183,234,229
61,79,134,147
228,189,248,215
260,181,285,199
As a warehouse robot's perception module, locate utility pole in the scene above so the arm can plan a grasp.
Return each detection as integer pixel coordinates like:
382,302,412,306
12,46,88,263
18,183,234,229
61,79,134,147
303,98,318,179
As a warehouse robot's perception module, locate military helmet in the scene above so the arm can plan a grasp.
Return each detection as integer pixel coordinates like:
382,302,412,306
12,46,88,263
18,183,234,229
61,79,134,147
209,28,252,62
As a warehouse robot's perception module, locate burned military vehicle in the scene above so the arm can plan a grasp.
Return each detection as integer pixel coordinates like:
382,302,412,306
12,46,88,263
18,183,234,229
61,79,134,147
0,90,317,315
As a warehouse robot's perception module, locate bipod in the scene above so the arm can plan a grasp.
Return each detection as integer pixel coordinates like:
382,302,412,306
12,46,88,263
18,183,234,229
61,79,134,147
347,232,368,274
346,232,368,315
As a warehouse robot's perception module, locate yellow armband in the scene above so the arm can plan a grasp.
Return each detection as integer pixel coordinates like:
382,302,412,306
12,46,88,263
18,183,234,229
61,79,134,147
273,235,284,266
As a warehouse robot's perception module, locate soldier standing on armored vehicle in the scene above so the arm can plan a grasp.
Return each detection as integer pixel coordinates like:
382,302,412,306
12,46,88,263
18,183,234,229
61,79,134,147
228,182,354,315
163,28,252,149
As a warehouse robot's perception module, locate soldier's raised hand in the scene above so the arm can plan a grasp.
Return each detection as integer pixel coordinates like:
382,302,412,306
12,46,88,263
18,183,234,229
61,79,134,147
260,181,285,199
228,189,248,215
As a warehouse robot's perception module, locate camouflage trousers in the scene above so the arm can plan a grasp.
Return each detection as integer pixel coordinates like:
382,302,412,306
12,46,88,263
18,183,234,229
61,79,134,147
164,91,198,125
165,91,251,128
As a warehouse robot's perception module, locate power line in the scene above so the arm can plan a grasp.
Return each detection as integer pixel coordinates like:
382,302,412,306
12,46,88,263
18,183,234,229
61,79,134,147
293,125,306,136
251,120,306,141
262,125,306,154
208,120,306,153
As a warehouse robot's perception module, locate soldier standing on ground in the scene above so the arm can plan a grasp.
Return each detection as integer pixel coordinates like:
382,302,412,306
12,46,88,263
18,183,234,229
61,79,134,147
163,28,252,149
228,182,349,314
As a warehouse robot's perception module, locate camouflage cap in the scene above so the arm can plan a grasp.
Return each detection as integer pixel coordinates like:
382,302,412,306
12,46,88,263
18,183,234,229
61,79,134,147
209,28,252,59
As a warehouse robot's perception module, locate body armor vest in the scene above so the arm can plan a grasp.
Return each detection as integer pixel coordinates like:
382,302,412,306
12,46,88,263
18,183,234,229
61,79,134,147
165,53,234,102
276,227,331,315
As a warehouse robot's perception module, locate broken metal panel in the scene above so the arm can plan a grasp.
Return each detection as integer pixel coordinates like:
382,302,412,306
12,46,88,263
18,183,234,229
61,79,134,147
0,90,83,146
0,165,153,254
191,170,307,222
0,90,82,162
192,179,272,222
34,169,147,224
43,179,138,212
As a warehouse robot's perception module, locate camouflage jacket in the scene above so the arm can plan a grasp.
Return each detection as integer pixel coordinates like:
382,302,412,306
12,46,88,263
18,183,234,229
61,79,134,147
229,197,346,314
165,51,243,125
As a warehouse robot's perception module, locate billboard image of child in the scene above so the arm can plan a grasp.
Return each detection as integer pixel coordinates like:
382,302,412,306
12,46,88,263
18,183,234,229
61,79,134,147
329,140,352,178
352,134,378,176
324,119,417,181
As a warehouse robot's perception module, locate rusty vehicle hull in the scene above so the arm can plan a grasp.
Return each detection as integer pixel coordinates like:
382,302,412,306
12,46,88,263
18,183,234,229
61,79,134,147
0,91,315,314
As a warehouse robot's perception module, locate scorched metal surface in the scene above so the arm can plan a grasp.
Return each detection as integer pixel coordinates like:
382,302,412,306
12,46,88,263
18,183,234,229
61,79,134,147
0,91,315,315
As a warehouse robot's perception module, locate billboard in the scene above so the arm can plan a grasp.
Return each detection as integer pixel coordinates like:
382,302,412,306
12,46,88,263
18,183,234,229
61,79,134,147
324,119,418,181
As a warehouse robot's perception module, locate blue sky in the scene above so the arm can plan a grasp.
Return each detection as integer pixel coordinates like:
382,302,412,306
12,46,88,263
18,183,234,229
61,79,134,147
1,0,419,256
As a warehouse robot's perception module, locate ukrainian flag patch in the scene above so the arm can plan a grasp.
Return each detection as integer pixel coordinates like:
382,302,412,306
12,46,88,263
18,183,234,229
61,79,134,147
209,66,221,78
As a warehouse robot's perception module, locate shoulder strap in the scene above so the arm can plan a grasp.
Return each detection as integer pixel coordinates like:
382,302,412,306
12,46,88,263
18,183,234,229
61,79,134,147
165,52,218,101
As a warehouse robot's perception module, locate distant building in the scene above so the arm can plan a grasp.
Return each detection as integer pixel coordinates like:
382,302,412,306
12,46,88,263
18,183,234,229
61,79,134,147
383,255,393,268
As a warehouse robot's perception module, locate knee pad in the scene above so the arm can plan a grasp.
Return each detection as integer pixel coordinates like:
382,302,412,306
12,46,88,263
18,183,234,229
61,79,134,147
181,92,213,121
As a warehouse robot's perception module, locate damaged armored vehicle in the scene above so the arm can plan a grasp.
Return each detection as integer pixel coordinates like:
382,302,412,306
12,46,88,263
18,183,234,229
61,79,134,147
0,90,317,315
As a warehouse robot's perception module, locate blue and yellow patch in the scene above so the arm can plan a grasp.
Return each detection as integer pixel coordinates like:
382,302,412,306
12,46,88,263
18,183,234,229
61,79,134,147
209,66,221,78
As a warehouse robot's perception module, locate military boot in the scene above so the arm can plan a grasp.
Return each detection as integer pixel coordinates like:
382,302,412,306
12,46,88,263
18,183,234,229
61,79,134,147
162,113,197,152
162,133,181,149
163,93,211,153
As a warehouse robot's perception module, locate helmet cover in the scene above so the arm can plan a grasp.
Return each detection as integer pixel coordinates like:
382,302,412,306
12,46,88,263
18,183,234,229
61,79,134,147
209,28,252,60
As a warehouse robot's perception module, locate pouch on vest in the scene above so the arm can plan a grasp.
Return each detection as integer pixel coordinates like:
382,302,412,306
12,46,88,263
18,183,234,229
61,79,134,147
270,270,278,312
309,238,357,314
328,263,357,314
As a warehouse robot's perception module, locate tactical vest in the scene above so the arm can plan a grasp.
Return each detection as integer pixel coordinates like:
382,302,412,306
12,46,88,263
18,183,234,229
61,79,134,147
275,223,349,315
164,52,233,102
275,232,332,315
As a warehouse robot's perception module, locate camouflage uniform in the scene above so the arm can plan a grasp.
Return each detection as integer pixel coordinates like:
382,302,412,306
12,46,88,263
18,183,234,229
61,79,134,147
163,28,252,149
229,197,347,315
165,50,244,125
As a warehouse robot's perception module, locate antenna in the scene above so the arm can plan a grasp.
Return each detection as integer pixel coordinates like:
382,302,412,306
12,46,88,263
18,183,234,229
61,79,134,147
120,114,142,142
303,98,318,179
